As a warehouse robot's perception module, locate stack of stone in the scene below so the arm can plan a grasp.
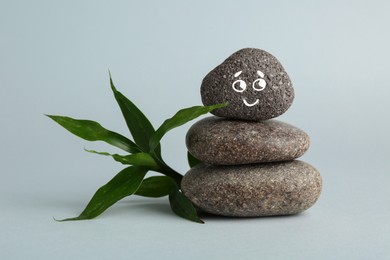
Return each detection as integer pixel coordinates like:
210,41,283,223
181,48,322,217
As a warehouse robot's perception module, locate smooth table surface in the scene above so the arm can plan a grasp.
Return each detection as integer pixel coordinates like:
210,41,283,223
2,163,389,260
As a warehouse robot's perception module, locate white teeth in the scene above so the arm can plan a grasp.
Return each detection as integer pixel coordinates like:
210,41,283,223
243,98,259,107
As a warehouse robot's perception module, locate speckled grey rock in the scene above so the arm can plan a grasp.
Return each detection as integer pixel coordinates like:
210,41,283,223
201,48,294,121
181,160,322,217
186,116,310,165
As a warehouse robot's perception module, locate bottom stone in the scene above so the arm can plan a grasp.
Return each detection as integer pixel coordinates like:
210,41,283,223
181,160,322,217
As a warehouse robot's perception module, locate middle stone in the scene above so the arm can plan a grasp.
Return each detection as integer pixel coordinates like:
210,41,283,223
186,116,310,165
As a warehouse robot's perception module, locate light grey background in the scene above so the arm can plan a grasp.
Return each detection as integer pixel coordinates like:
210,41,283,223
1,0,389,259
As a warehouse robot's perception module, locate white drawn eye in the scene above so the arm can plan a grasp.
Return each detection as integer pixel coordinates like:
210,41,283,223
232,80,246,92
232,71,246,92
253,70,266,91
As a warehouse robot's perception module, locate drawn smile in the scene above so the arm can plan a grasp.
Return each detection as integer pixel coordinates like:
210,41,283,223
243,98,259,107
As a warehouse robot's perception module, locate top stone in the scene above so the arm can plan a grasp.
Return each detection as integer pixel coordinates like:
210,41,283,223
201,48,294,121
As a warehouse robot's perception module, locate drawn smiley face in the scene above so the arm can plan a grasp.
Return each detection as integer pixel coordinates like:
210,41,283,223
232,70,267,107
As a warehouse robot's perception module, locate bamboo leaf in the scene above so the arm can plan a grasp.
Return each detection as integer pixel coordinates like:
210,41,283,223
109,74,158,153
85,149,159,169
59,166,148,221
135,176,174,198
169,183,204,224
187,152,201,168
47,115,139,153
149,103,227,152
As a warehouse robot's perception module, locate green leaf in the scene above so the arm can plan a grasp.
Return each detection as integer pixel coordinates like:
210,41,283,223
187,152,201,168
135,176,174,198
149,103,227,153
47,115,140,153
85,149,160,169
59,166,148,221
169,183,204,224
109,74,158,153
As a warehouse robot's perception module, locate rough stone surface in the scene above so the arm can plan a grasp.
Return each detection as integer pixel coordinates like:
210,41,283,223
186,116,310,165
181,160,322,217
201,48,294,121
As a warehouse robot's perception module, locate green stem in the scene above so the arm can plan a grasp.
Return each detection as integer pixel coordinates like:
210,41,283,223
151,153,183,186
